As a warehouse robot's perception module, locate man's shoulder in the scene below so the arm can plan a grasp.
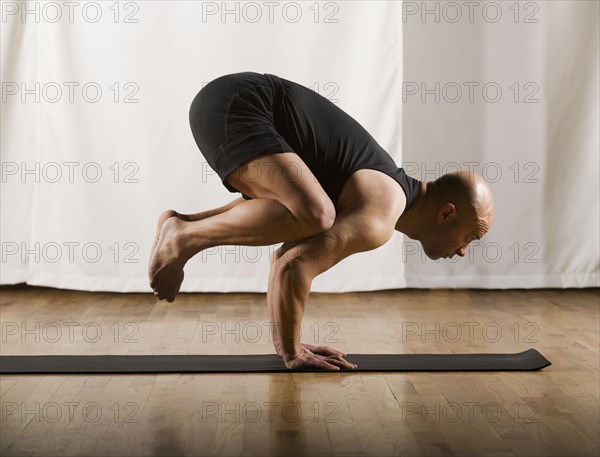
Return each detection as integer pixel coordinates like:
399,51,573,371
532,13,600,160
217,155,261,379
334,170,404,249
337,169,407,216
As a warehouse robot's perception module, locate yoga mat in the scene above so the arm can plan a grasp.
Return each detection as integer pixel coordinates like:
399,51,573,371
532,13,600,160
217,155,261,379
0,349,550,373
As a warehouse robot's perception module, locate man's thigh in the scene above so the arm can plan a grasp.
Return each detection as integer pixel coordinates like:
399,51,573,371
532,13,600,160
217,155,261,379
226,151,335,223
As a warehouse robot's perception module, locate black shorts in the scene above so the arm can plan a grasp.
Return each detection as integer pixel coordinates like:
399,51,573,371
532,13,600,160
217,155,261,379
189,72,294,200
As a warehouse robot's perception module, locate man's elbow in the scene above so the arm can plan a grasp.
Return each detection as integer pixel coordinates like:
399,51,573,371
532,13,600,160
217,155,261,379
275,253,316,289
362,220,394,250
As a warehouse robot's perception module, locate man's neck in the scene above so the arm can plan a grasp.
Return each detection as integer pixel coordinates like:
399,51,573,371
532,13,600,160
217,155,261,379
395,181,427,240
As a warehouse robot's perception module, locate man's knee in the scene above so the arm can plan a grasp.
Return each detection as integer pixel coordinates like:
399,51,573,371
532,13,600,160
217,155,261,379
295,198,336,234
271,246,286,264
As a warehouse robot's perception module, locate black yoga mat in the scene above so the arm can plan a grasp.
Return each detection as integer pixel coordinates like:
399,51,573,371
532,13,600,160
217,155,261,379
0,349,550,374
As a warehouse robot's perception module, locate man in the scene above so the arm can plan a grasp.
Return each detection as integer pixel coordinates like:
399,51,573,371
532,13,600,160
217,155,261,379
148,72,495,371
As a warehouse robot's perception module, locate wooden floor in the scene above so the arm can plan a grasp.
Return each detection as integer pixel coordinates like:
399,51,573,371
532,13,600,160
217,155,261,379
0,285,598,457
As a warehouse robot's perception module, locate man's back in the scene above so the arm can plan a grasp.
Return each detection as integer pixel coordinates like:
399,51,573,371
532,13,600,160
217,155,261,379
226,72,422,209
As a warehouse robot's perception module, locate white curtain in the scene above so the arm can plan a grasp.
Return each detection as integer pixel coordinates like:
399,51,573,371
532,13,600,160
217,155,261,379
402,0,599,288
1,1,598,292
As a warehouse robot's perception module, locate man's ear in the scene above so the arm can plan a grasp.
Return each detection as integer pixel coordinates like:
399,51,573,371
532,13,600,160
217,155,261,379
436,203,457,224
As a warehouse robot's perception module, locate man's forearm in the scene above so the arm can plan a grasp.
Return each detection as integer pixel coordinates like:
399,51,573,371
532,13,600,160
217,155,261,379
269,251,313,362
267,253,283,356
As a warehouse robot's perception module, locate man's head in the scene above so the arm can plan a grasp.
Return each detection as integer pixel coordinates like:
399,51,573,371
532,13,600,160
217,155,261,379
417,172,495,260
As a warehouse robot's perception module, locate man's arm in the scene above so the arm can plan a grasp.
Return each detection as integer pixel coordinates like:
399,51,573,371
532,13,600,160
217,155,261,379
268,206,394,369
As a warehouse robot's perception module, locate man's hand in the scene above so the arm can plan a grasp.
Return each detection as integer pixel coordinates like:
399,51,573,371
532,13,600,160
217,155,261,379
284,344,358,370
300,343,347,358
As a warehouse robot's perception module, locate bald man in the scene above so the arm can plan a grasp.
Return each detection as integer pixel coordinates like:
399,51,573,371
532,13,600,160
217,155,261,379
148,72,495,371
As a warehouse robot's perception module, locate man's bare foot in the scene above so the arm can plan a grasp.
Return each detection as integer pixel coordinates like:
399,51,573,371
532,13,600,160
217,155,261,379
150,208,219,270
150,209,179,266
149,217,189,303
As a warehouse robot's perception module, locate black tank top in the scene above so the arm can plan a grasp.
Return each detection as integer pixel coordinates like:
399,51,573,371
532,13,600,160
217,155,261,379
268,73,422,213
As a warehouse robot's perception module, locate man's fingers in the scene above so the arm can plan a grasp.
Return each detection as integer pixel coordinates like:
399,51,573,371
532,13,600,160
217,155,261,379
316,354,357,369
286,353,357,371
330,356,357,369
317,360,340,370
320,346,346,356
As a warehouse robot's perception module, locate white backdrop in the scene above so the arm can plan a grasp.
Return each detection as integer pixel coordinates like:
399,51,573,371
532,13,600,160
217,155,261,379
1,1,598,292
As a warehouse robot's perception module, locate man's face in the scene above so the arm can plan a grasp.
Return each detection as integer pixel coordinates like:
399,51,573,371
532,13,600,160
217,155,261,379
421,203,492,260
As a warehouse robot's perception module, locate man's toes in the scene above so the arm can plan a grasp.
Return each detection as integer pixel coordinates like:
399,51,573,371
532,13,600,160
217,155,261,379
149,269,159,288
154,284,168,300
166,287,178,303
158,284,168,300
